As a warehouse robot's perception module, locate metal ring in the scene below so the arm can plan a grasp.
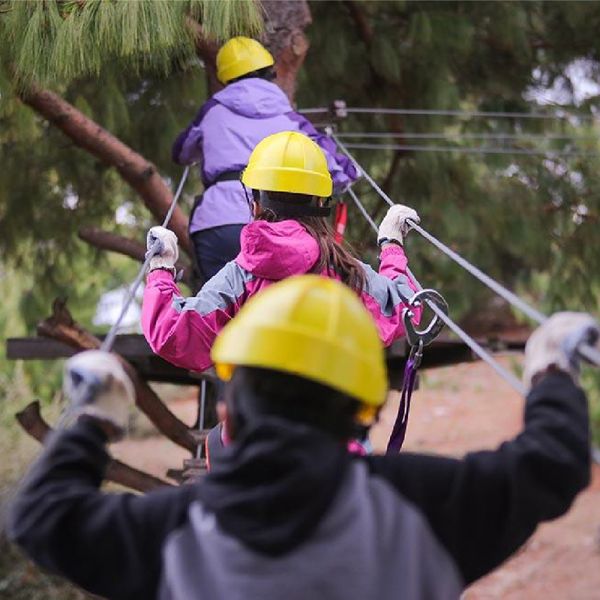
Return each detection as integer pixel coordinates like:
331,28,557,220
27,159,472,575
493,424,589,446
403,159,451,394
402,289,449,347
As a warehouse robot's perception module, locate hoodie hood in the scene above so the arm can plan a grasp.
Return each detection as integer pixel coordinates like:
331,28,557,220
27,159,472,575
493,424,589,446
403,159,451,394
197,417,350,556
213,78,292,118
236,220,320,279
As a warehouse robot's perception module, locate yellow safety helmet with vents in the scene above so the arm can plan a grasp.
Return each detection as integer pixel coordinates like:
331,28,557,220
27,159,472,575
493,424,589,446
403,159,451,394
242,131,333,198
211,275,388,413
216,37,275,84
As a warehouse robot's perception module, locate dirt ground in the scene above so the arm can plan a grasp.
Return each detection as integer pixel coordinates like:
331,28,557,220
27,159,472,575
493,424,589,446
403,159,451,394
113,356,600,599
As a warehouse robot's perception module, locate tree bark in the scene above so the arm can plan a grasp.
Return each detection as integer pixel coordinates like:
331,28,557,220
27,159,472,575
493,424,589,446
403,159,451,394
78,226,194,288
37,300,198,453
262,1,312,102
21,86,192,255
16,401,171,493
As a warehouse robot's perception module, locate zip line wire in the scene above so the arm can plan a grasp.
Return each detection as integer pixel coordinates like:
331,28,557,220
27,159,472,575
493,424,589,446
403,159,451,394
100,166,191,352
341,142,600,157
346,188,527,394
335,134,600,380
302,106,596,121
337,132,597,141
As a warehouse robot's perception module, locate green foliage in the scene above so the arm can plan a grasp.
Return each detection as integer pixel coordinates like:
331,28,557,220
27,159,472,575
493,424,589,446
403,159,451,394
0,0,599,441
0,0,262,89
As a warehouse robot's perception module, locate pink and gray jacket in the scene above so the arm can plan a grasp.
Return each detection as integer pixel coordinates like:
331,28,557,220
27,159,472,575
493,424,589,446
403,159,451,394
171,78,359,234
142,220,419,373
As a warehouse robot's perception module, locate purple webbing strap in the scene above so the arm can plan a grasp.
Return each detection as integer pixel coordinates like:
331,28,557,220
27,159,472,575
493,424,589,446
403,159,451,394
386,356,418,453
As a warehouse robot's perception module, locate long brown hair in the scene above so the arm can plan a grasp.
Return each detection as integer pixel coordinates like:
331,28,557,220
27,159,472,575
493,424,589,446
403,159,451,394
254,191,367,292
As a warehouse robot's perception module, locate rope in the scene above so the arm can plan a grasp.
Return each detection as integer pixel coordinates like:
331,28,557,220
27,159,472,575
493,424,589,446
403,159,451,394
301,106,595,121
340,142,599,158
334,134,600,371
100,166,191,352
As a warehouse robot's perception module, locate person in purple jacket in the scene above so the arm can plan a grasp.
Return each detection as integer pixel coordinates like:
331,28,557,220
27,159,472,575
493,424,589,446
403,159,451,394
171,36,359,282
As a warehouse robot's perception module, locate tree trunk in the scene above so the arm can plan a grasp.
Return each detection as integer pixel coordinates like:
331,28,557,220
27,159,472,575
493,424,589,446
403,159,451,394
190,2,312,100
262,0,312,102
21,86,192,255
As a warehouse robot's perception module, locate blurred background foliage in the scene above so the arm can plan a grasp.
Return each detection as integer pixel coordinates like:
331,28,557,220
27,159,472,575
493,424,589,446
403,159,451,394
1,0,600,434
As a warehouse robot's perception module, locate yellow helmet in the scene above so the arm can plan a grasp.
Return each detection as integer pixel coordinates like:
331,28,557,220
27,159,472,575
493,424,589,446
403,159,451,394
211,275,388,412
242,131,333,198
216,37,275,84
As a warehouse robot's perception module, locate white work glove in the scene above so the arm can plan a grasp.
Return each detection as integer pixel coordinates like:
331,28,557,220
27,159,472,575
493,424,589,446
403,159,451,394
377,204,420,246
146,226,178,275
523,311,600,389
64,350,135,441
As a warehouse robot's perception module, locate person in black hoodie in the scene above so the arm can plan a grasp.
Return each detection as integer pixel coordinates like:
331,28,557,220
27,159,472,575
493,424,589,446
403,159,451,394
8,275,598,600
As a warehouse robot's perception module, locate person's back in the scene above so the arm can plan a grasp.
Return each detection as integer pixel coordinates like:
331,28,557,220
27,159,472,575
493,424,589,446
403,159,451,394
162,455,461,599
143,131,420,373
172,37,358,281
8,276,596,599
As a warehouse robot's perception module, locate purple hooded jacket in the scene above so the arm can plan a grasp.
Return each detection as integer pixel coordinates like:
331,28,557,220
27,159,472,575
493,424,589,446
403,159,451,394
172,78,359,234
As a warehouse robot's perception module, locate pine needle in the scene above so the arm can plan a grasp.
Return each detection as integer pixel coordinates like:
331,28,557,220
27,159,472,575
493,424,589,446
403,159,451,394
1,0,264,90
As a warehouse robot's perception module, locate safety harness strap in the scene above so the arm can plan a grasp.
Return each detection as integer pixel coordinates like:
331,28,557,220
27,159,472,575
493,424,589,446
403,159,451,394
387,354,419,453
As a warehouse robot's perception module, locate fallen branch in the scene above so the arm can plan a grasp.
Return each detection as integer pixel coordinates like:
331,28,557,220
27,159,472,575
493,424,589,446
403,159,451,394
78,226,194,288
20,86,192,256
37,299,197,453
16,401,170,493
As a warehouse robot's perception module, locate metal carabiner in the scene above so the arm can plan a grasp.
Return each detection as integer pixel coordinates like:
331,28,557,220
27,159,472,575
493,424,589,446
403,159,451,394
402,288,449,348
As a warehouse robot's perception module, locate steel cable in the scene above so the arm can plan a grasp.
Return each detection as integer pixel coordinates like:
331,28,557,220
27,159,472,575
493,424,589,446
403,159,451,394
301,106,595,121
100,166,191,352
335,135,600,371
341,142,599,158
347,188,527,394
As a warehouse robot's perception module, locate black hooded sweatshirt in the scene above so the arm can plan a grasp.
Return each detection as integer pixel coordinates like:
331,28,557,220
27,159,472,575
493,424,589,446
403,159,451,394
7,372,591,599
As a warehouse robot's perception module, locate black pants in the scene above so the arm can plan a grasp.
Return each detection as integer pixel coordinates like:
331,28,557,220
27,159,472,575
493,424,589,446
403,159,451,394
191,224,245,282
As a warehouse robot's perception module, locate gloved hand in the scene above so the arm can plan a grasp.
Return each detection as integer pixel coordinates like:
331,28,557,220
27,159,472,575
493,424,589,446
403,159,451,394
64,350,135,441
146,226,178,275
377,204,420,246
523,312,600,388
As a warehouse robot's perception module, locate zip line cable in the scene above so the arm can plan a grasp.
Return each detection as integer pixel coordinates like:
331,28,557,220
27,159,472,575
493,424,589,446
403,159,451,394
341,142,599,157
335,134,600,370
100,166,191,352
337,132,597,141
346,187,527,394
302,106,596,121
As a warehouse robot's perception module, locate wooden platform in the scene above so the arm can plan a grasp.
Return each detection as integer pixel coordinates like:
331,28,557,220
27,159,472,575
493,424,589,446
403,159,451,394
6,333,525,390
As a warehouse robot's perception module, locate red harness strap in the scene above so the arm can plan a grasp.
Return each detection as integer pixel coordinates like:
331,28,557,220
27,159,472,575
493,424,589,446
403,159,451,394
334,202,348,243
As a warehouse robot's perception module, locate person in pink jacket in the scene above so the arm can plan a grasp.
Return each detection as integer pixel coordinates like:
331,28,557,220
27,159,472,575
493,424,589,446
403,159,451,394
142,131,420,374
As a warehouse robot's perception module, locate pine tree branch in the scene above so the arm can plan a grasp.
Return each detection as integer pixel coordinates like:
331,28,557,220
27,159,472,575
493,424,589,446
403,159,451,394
15,401,171,493
78,226,194,288
20,85,193,256
186,17,222,95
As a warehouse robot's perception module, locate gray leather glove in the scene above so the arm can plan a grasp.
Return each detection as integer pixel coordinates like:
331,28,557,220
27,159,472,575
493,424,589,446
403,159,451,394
64,350,135,441
146,226,179,275
524,311,600,388
377,204,420,246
